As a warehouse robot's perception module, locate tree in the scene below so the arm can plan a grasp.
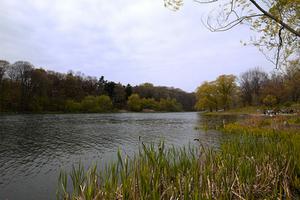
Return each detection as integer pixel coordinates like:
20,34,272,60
30,68,50,111
284,59,300,102
195,81,219,111
133,83,155,98
96,95,113,112
133,84,195,111
104,81,116,98
125,84,133,100
215,75,236,110
263,94,277,108
64,72,84,101
127,94,142,112
0,59,196,113
65,100,82,112
261,72,285,104
0,60,9,85
0,60,10,112
159,98,182,112
81,96,98,112
165,0,300,68
239,68,268,105
97,76,106,95
8,61,34,111
82,76,98,96
141,98,160,110
112,83,126,108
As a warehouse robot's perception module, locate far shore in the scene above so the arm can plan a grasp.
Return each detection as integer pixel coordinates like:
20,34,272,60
202,106,300,117
0,109,197,115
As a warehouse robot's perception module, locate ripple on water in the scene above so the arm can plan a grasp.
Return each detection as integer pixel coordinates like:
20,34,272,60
0,112,228,200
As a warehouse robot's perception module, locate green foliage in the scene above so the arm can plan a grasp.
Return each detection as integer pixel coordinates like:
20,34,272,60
158,98,182,112
195,75,237,112
215,75,237,110
195,81,219,112
65,100,82,113
263,94,277,107
81,96,98,113
80,95,113,113
0,60,195,113
127,94,142,112
96,95,113,112
141,98,159,110
29,96,49,112
133,83,196,111
127,95,182,112
196,63,300,112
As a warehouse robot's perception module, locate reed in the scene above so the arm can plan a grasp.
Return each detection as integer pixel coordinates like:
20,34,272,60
57,118,300,199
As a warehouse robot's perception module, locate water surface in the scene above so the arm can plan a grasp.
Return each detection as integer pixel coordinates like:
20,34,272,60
0,112,228,199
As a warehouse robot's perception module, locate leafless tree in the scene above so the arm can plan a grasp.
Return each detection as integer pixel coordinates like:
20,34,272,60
0,60,9,84
239,67,268,105
8,61,34,111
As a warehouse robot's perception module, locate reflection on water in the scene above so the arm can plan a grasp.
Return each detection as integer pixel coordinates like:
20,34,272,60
0,112,235,200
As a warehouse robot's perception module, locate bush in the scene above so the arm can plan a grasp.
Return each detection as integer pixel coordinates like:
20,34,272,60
263,95,277,107
141,98,159,111
96,95,113,112
65,100,81,112
127,94,142,112
80,95,113,113
81,96,98,112
159,98,182,112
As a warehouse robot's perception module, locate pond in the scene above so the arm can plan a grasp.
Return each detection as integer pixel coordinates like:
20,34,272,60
0,112,234,200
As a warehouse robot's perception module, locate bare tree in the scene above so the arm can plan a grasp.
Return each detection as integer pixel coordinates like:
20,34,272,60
9,61,34,111
0,60,9,84
239,67,268,105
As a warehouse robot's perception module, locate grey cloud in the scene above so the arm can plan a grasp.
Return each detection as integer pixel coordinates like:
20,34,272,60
0,0,273,92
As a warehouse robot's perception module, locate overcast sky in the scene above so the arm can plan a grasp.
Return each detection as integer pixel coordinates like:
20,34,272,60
0,0,274,92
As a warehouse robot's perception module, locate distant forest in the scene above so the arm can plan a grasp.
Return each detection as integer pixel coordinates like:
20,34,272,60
0,60,196,113
1,59,299,114
195,60,300,112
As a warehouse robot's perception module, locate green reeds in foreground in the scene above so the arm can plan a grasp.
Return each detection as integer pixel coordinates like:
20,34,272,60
57,128,300,199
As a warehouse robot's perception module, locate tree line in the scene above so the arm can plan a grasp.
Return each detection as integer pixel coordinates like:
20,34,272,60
195,60,300,112
0,60,195,113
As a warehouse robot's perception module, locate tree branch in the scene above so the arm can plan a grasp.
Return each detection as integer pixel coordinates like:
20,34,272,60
194,0,217,3
275,26,284,69
249,0,300,37
192,0,300,37
204,14,263,32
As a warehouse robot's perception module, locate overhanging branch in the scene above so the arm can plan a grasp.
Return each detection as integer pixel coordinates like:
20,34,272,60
248,0,300,37
192,0,300,37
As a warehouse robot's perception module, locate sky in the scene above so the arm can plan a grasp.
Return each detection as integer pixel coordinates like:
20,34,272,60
0,0,274,92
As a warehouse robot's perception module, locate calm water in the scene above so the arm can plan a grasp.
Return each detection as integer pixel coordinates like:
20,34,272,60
0,112,229,200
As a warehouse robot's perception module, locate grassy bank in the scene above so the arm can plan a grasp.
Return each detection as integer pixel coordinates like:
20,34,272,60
204,106,261,116
57,116,300,199
204,104,300,116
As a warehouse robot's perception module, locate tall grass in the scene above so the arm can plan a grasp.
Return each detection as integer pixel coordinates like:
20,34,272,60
57,117,300,199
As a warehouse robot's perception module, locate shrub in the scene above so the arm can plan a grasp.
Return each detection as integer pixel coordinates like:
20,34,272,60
96,95,113,112
159,98,182,112
65,100,81,112
127,94,142,112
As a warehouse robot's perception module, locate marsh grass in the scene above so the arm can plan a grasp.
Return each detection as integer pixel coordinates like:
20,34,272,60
57,117,300,200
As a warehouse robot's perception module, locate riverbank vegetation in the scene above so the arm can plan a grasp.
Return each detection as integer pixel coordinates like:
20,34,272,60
57,115,300,199
1,59,299,114
0,60,195,113
195,60,300,113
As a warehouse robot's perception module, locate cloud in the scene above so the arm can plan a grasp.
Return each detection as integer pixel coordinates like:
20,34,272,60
0,0,273,91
